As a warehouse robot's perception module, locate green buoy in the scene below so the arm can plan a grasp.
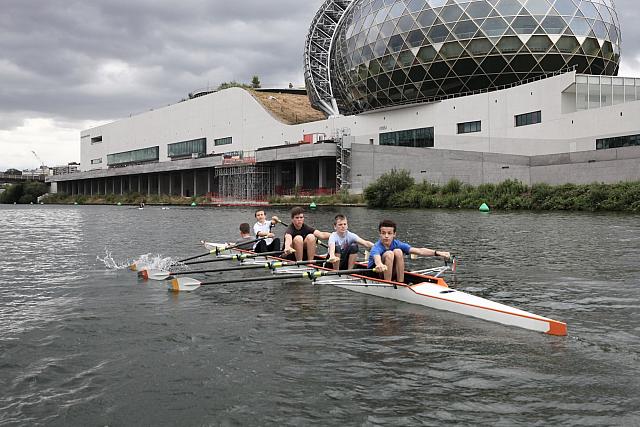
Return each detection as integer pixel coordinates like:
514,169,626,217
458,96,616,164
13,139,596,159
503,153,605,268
74,202,78,205
117,202,122,206
309,202,317,210
479,203,490,212
191,201,197,207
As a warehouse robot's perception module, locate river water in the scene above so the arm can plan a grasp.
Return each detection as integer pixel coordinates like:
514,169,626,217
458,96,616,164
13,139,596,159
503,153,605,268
0,204,639,426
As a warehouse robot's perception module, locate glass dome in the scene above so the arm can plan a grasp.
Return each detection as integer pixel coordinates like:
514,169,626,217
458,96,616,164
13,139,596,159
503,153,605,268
328,0,621,114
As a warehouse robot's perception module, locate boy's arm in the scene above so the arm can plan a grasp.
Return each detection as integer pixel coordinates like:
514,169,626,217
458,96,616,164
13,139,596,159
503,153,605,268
409,247,451,260
357,237,374,249
313,229,331,241
283,233,293,253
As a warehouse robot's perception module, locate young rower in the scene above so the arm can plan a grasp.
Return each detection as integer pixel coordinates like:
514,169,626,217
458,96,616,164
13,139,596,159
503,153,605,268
282,206,331,261
368,219,451,282
253,209,281,253
327,214,374,270
234,223,255,250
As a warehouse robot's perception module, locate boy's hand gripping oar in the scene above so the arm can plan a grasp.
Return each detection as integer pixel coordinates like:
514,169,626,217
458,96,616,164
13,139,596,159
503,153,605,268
168,268,379,292
140,258,317,281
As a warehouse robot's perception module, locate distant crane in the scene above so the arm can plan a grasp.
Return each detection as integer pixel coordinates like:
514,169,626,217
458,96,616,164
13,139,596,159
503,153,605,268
31,150,45,168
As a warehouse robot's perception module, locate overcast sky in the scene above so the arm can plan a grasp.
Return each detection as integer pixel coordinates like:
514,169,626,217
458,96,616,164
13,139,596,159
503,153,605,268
1,0,638,171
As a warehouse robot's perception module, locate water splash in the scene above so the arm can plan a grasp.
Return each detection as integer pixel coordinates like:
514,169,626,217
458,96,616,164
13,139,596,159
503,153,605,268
97,250,177,271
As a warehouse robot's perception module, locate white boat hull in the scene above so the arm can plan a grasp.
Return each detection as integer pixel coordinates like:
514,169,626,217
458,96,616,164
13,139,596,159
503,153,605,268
201,241,567,336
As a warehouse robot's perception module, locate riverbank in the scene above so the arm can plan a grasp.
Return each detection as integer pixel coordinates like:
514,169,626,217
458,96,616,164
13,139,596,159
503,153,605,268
364,170,640,212
39,191,366,207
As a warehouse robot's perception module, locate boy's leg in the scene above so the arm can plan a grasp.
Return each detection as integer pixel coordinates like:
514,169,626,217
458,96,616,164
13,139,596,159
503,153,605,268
392,248,405,282
291,235,304,261
381,251,395,281
254,240,267,253
303,234,316,261
267,238,281,252
345,243,359,270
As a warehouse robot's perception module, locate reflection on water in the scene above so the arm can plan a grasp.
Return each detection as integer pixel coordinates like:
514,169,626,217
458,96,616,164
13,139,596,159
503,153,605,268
0,204,639,425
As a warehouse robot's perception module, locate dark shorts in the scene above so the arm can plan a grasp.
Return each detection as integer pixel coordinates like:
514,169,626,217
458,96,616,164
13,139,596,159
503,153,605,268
335,243,359,270
255,238,281,254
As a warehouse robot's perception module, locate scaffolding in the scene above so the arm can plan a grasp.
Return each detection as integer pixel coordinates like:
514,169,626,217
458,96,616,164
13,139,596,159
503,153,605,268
215,164,276,201
335,128,352,191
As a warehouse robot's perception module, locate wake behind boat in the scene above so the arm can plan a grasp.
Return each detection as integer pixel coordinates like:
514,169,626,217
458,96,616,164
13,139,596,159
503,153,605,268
197,241,567,336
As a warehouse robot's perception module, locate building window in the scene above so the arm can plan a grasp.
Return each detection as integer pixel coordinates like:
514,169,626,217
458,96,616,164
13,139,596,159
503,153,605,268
515,111,541,127
214,136,232,146
596,134,640,150
91,158,102,164
107,146,159,167
168,138,206,158
91,136,103,144
457,120,481,134
379,127,434,148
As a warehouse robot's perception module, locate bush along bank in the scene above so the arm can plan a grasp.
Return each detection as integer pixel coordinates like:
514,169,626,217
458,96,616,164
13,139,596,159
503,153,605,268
363,169,640,212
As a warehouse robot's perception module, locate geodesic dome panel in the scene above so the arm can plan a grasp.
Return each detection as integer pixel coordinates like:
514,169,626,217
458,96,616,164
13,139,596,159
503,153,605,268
330,0,621,114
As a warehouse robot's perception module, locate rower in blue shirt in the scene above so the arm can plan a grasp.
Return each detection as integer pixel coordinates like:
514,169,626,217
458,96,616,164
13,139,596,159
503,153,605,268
368,219,451,282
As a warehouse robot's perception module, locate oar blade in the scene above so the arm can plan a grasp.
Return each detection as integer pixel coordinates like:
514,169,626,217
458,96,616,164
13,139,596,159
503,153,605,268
168,277,202,292
147,269,171,281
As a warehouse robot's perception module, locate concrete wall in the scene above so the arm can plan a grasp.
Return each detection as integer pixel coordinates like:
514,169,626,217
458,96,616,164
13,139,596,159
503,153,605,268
349,144,640,193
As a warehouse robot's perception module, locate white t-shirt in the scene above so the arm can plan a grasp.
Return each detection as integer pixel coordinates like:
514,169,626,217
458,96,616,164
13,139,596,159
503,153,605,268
253,221,273,247
328,231,360,251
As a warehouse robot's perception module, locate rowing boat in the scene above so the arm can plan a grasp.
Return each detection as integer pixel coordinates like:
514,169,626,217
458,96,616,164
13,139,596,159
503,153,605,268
200,242,567,336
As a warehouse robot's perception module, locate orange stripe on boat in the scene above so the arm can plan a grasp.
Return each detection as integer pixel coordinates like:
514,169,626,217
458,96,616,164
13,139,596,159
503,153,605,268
170,278,180,292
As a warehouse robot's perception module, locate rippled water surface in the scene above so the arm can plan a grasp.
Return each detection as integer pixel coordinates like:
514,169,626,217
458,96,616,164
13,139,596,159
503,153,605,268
1,204,639,426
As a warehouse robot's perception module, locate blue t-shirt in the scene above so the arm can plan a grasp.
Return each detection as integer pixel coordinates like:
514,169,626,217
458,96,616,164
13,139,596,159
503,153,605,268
367,239,412,268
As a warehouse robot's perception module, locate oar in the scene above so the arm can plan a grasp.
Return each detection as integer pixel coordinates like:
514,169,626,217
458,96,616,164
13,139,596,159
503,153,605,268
141,259,322,281
168,268,377,292
183,250,286,266
178,237,266,263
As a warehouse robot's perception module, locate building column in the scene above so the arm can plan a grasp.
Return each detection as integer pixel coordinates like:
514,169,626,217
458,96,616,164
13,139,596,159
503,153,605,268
207,169,211,194
90,179,93,196
158,173,161,196
193,171,197,197
169,172,172,196
138,175,141,193
274,163,282,187
180,171,184,197
120,177,123,195
295,160,303,188
128,176,132,193
318,158,326,188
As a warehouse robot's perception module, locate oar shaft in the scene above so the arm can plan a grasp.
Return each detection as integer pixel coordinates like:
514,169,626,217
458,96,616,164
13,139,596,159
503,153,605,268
183,250,285,266
177,259,323,275
178,251,212,263
198,268,374,286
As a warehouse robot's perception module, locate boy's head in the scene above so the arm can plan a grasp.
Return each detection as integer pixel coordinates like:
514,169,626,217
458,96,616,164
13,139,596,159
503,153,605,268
290,207,305,228
239,223,251,235
333,214,348,233
378,219,397,244
255,209,266,221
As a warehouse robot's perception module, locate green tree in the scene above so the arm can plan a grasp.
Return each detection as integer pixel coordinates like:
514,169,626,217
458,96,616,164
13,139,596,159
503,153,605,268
251,75,261,88
0,181,48,204
363,169,415,208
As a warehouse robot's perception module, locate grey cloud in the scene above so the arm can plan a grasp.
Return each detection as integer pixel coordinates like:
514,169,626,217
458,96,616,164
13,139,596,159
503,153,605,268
0,0,324,129
1,0,639,134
